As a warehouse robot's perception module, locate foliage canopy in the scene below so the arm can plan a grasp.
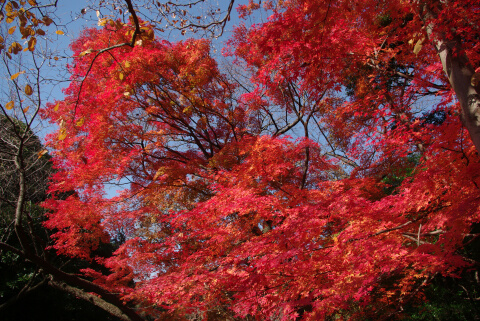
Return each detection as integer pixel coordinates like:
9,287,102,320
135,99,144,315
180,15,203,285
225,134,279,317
3,0,480,320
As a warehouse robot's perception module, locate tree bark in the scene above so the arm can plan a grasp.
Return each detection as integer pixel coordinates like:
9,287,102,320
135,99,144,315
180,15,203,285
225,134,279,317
48,278,133,321
0,241,144,321
424,8,480,153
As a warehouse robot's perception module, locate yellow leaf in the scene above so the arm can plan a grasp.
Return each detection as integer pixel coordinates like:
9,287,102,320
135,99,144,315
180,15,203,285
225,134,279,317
79,48,93,57
118,72,124,81
10,70,25,80
23,106,30,113
8,26,16,34
98,18,107,27
37,149,48,159
54,102,59,111
76,117,85,127
28,0,37,5
5,101,14,110
24,84,33,95
153,167,164,180
413,38,424,55
124,61,131,68
58,127,67,140
5,2,13,13
55,30,64,35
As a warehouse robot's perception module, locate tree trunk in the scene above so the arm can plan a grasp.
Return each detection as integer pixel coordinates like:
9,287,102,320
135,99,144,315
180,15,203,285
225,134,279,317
424,8,480,153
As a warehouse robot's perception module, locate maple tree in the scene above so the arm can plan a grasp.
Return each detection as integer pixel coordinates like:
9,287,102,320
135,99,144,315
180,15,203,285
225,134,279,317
0,1,152,320
38,0,480,320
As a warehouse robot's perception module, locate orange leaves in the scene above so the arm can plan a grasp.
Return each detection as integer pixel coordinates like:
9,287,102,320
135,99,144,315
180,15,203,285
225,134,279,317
57,127,67,141
24,84,33,95
8,41,22,54
27,36,36,51
5,101,14,110
1,2,53,57
10,70,24,80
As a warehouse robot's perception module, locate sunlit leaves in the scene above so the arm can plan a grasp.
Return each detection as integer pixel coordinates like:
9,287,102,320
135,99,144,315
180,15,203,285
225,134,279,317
40,1,480,320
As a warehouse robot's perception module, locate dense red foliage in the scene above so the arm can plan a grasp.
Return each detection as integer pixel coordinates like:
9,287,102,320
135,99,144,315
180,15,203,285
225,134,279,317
43,1,480,319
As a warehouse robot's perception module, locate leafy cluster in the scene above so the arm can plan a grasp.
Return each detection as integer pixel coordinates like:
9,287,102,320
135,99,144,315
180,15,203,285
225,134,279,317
24,0,480,320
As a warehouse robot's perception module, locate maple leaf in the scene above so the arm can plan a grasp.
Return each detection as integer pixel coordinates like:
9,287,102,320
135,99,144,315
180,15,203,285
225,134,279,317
41,1,480,319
